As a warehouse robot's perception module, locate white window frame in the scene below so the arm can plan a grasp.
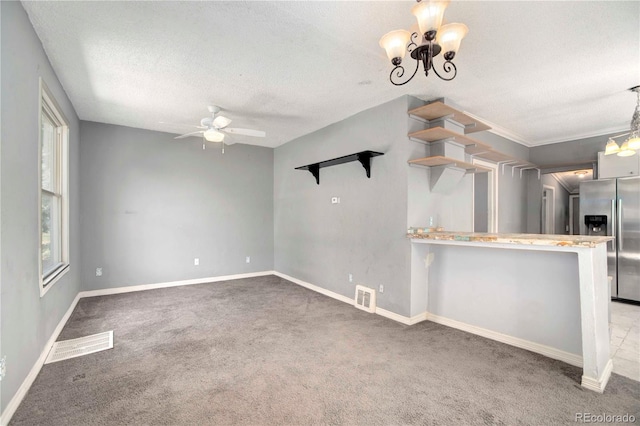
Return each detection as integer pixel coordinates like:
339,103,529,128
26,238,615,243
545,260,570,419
38,78,70,297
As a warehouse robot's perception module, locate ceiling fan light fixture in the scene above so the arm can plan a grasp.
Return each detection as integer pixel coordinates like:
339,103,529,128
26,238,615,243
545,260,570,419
204,128,224,142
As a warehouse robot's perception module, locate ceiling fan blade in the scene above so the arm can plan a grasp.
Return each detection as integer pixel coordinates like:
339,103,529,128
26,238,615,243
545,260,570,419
224,128,266,137
174,131,204,139
224,138,237,146
213,116,232,129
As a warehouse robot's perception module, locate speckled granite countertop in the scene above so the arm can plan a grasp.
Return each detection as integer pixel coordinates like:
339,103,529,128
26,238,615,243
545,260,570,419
407,230,613,248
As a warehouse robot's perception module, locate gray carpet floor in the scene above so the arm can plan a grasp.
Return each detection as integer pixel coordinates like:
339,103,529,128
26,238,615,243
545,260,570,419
10,275,640,425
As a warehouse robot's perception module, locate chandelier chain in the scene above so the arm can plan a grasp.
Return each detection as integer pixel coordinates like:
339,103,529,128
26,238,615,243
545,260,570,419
631,89,640,133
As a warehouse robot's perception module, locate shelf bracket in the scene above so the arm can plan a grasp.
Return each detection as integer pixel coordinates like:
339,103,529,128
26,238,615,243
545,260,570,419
307,163,320,185
499,160,519,175
518,167,539,179
356,151,374,178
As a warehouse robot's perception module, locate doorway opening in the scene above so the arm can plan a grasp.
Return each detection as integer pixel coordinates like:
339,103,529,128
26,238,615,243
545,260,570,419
542,185,555,234
472,159,498,233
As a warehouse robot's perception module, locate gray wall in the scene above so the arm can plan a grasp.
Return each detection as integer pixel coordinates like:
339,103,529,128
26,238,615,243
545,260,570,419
427,245,582,355
474,132,530,234
80,122,274,290
274,96,414,316
274,96,532,318
530,132,618,168
1,1,81,412
474,173,489,232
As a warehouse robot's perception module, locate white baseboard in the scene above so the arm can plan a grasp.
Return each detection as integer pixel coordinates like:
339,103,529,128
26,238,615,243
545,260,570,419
0,270,274,425
376,308,428,325
426,313,584,368
273,272,424,325
0,293,81,426
581,359,613,394
79,270,276,298
273,271,354,305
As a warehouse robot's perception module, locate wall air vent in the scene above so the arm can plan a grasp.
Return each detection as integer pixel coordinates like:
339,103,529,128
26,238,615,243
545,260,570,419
354,285,376,313
45,331,113,364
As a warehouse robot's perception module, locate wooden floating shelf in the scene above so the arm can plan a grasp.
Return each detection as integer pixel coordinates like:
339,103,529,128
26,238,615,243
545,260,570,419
409,127,492,150
409,101,491,134
408,156,491,174
407,102,537,176
469,149,536,168
295,150,384,185
469,149,514,163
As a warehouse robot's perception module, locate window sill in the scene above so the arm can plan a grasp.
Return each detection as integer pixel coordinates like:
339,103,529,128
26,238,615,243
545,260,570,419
40,264,70,297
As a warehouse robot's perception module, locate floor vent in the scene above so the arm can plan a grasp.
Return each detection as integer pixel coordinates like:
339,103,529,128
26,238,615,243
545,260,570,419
354,285,376,313
45,331,113,364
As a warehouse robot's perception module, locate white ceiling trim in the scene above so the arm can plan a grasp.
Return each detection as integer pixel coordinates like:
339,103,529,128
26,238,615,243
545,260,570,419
551,173,573,194
463,111,533,147
529,126,631,147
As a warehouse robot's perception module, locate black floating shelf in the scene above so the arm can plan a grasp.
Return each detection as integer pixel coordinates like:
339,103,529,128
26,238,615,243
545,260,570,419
295,150,384,185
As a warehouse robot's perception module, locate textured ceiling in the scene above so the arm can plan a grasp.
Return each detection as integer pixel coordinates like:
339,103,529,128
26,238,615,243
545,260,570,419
21,1,640,148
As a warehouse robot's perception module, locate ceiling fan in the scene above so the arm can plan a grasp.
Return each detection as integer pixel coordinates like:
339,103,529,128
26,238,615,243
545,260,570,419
174,106,266,151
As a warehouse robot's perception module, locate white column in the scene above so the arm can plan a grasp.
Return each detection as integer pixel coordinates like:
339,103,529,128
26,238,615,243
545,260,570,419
577,243,612,393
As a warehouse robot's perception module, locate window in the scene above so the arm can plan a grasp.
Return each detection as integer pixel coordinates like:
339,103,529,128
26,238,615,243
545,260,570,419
39,79,69,295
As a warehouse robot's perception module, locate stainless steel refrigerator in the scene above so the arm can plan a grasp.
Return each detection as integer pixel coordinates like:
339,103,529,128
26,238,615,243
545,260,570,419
580,176,640,302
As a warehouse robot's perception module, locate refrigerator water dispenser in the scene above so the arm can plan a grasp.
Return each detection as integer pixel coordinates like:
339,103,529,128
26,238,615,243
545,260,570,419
584,215,608,236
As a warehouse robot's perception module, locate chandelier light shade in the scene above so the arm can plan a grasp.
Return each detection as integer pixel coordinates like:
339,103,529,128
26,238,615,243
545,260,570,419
437,23,468,59
380,0,467,86
379,30,412,64
604,138,621,155
617,140,636,157
627,134,640,150
411,0,450,36
605,85,640,157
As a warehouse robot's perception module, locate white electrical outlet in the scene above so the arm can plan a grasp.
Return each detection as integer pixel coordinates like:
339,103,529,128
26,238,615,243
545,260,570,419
379,284,384,293
246,256,250,263
348,273,353,282
194,258,199,266
95,267,102,277
331,197,340,204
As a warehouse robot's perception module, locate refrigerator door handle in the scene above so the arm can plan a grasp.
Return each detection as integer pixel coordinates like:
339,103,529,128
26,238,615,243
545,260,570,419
611,199,616,250
617,198,623,251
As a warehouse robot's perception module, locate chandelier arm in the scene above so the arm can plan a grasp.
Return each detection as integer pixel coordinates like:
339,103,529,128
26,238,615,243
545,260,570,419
431,60,457,81
389,59,420,86
406,32,420,54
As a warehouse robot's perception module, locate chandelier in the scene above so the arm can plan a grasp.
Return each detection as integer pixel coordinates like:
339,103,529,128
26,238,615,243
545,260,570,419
605,85,640,157
379,0,468,86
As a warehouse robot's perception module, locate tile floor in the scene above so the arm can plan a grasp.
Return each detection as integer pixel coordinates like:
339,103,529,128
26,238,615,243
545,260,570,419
610,301,640,381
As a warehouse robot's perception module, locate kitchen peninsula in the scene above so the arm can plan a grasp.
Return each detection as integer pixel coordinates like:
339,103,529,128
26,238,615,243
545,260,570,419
408,231,614,393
